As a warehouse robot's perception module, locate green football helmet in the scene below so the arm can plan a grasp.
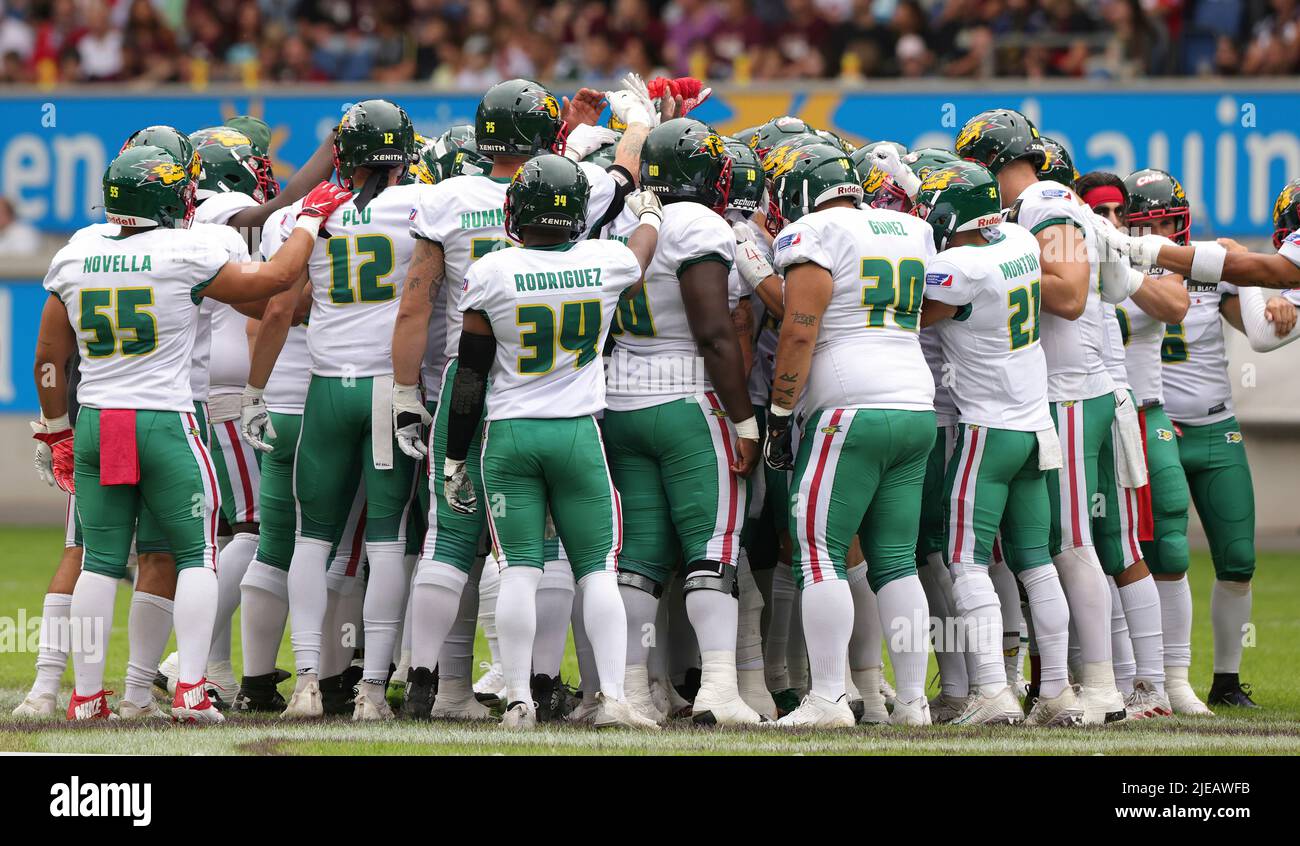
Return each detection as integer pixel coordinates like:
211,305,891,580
583,129,623,170
121,125,201,184
505,153,589,242
103,145,197,229
226,116,272,157
1039,136,1078,188
749,116,814,159
903,147,962,181
954,109,1046,175
911,161,1004,252
733,125,762,149
815,128,857,155
1272,177,1300,249
770,142,861,234
724,136,764,217
640,118,732,211
189,126,277,203
334,99,417,189
476,78,565,159
1124,168,1190,245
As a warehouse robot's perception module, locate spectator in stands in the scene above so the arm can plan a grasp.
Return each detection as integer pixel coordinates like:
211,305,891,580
122,0,179,83
0,197,40,256
78,0,123,81
1243,0,1300,75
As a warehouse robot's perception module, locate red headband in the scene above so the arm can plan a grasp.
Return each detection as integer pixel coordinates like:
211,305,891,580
1083,186,1125,209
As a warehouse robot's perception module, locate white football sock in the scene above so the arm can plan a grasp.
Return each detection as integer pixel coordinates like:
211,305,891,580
665,577,698,685
239,560,289,677
578,570,627,699
736,551,766,672
174,567,218,686
876,574,930,703
533,559,575,678
799,578,853,702
764,564,795,689
478,555,502,666
437,556,483,683
571,587,599,696
1155,576,1192,668
950,563,1005,693
1052,545,1112,664
619,583,659,668
1211,579,1252,674
287,537,331,674
786,588,809,692
989,556,1023,686
360,541,411,684
1108,578,1136,696
847,563,882,671
686,584,739,654
917,554,968,697
395,553,416,665
1020,565,1070,699
409,558,469,670
210,531,257,664
1118,575,1164,689
496,565,542,705
70,572,118,696
125,591,173,706
30,592,72,698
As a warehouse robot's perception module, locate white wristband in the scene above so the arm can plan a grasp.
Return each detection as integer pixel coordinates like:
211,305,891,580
734,416,759,441
638,211,662,232
242,384,264,400
443,458,464,477
42,413,70,433
768,404,793,419
1124,265,1146,299
1190,241,1227,285
293,215,324,238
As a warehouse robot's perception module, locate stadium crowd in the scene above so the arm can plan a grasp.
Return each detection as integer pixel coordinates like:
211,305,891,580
0,0,1296,87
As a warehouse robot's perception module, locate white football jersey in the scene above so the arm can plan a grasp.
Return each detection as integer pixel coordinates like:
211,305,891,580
44,225,245,412
194,192,260,398
925,223,1051,431
1010,180,1113,402
259,205,312,414
920,326,958,427
285,183,423,378
1161,280,1237,426
1100,302,1130,390
411,164,618,360
1115,267,1175,408
460,238,642,421
606,201,737,412
771,205,935,415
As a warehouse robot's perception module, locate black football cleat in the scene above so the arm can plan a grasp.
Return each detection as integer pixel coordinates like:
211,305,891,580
675,667,702,704
402,666,438,720
231,672,287,713
1207,673,1259,708
319,674,355,716
532,673,571,723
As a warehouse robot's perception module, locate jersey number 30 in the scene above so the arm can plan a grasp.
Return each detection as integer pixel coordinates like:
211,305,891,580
860,257,925,330
516,300,602,374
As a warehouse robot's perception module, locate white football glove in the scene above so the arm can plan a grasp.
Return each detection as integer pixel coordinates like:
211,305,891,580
443,458,477,515
870,145,921,199
733,222,776,292
393,382,433,460
240,385,276,452
1128,233,1170,271
625,188,663,229
563,124,619,162
606,73,655,129
31,418,54,487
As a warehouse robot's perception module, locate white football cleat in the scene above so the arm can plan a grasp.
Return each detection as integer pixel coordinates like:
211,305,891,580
352,686,395,721
1124,680,1172,720
951,686,1024,726
850,667,890,724
889,696,932,726
624,664,665,724
473,661,506,703
155,651,180,696
172,679,225,724
593,694,661,729
928,692,970,724
662,678,693,718
431,677,495,720
774,692,855,728
1024,685,1084,727
117,699,170,720
11,692,59,718
738,668,778,721
1080,662,1127,725
281,676,324,719
692,685,765,725
501,700,537,730
565,694,601,725
880,675,897,709
1165,667,1213,716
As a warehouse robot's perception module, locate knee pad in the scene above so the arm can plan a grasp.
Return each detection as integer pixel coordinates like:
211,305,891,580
949,562,999,618
1215,539,1256,582
684,559,739,598
1144,529,1189,576
413,558,471,594
242,559,290,601
616,570,663,598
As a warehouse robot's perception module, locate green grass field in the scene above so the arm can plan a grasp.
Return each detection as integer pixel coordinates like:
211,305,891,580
2,525,1298,755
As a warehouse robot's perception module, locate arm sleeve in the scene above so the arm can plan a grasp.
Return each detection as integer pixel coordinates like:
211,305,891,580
581,163,634,237
771,222,829,273
1236,284,1300,352
445,330,495,463
923,257,976,307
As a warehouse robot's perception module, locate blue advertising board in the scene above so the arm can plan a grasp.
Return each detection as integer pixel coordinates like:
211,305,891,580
1,280,48,413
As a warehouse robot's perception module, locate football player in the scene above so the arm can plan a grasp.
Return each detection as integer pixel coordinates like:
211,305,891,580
441,154,663,729
391,77,655,720
35,143,348,722
914,161,1079,725
763,143,935,727
955,109,1126,723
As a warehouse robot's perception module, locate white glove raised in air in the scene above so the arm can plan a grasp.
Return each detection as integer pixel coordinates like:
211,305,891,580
393,382,433,460
625,188,663,229
605,73,656,129
733,222,776,292
563,124,619,162
871,145,921,199
240,385,276,452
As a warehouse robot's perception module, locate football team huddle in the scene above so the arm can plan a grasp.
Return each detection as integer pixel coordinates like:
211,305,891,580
17,73,1300,731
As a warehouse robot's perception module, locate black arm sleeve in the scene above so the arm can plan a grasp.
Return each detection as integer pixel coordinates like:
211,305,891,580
586,164,635,238
446,324,495,463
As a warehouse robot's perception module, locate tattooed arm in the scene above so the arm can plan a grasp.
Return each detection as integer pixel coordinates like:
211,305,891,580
613,122,650,185
769,262,833,412
392,238,447,385
732,297,755,380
